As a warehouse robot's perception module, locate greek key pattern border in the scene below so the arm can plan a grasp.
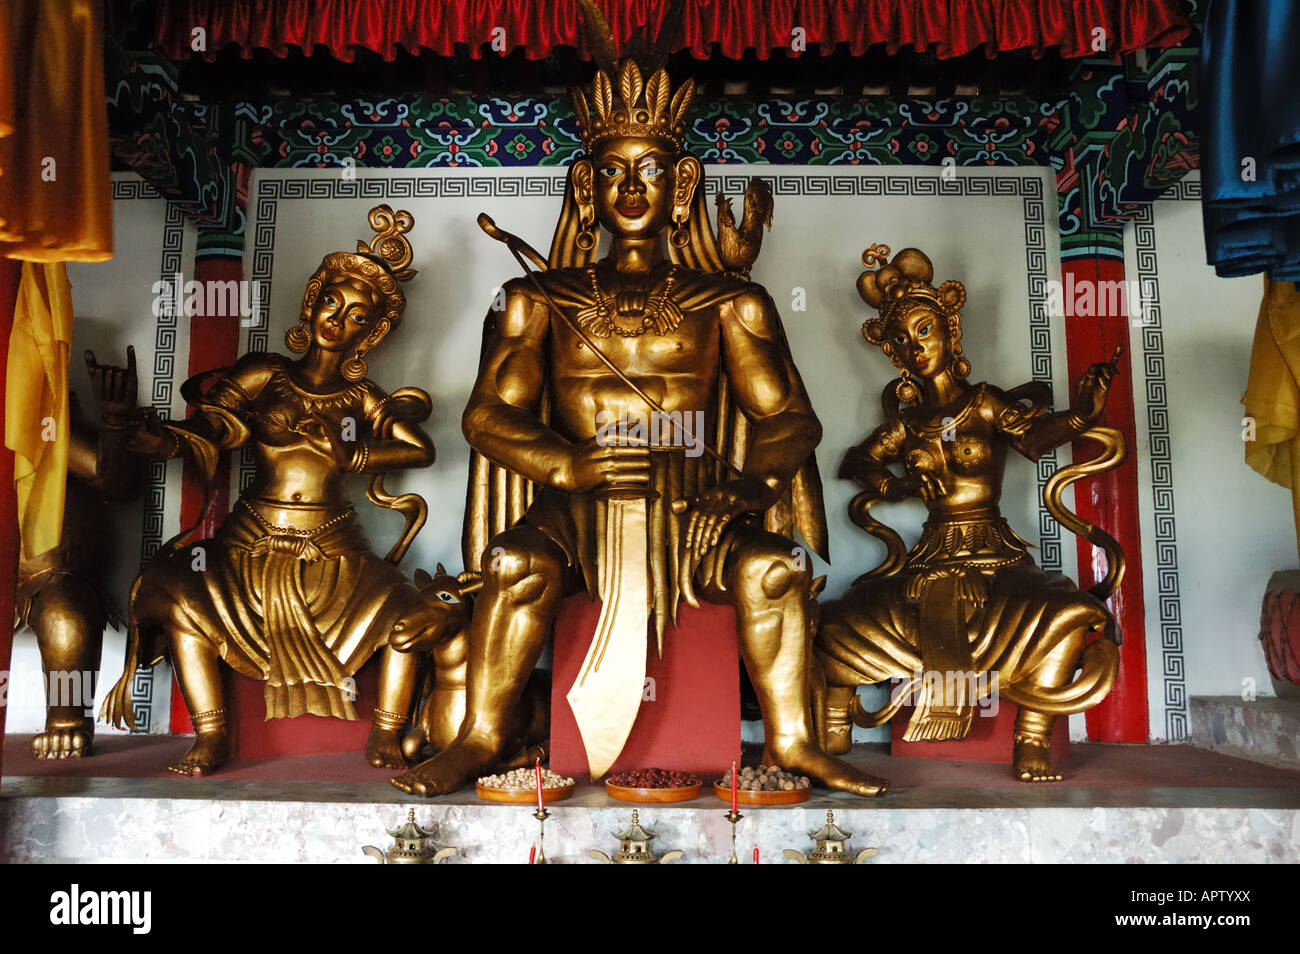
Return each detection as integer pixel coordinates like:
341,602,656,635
110,177,182,734
1162,179,1201,202
243,171,1060,566
1134,190,1186,741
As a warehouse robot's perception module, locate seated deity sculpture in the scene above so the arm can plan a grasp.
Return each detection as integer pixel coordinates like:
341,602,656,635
390,4,886,797
813,244,1125,782
100,206,438,776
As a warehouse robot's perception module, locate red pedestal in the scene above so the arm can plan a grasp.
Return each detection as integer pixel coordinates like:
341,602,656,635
550,595,740,780
225,660,379,761
890,700,1069,765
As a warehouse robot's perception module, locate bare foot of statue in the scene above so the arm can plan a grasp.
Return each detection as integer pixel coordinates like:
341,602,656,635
31,719,94,759
1013,737,1063,783
768,739,889,796
365,725,408,769
390,737,498,797
167,731,230,776
399,727,429,763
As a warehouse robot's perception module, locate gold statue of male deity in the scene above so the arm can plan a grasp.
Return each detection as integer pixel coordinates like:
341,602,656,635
100,206,438,776
813,245,1125,782
391,5,885,797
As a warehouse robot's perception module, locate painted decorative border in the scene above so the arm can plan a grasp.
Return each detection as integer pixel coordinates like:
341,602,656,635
1131,181,1192,741
107,177,184,733
242,170,1060,563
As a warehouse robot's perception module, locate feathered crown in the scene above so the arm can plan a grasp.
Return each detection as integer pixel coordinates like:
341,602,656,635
571,0,692,152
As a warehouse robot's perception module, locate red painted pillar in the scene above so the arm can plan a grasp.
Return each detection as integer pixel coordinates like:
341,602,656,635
0,259,23,780
168,252,245,734
1060,256,1150,742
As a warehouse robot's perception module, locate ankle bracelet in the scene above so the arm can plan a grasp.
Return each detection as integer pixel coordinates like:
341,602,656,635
372,708,408,730
192,708,226,731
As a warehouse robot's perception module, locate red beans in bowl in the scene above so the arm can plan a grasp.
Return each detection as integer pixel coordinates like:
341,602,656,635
608,768,700,788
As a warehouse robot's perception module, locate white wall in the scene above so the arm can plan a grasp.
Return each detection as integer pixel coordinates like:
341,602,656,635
1125,176,1291,740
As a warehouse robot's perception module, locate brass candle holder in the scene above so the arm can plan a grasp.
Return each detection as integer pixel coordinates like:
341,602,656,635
725,809,743,864
533,806,551,864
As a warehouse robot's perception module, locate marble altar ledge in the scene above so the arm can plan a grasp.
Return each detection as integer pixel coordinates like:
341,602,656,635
2,738,1298,863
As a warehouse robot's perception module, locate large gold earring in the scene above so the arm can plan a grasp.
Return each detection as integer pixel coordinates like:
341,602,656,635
285,318,311,353
948,313,970,378
341,347,369,382
895,369,922,404
951,345,971,379
575,211,597,251
669,207,690,248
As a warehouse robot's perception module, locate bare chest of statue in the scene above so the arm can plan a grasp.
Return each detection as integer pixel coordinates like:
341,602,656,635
244,363,370,506
548,268,722,441
900,385,1009,511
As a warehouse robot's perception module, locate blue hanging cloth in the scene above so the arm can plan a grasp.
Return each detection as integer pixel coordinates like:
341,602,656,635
1201,0,1300,280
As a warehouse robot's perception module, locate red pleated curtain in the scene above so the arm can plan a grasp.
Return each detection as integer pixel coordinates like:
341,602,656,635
154,0,1190,62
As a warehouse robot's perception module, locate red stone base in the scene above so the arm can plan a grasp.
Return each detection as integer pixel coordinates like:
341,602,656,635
550,595,741,780
226,660,379,761
890,699,1069,765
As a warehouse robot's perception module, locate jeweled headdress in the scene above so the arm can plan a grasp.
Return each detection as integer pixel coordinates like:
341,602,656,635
571,0,692,153
857,244,971,389
294,204,417,345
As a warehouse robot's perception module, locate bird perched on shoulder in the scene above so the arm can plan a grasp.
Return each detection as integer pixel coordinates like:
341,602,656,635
715,176,774,277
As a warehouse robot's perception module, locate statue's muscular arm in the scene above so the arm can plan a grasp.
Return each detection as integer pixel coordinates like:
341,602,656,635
462,279,647,493
685,288,822,565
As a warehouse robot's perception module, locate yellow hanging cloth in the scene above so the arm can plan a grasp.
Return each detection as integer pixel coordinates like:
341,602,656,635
1243,276,1300,563
1,0,114,560
6,262,73,560
0,0,113,261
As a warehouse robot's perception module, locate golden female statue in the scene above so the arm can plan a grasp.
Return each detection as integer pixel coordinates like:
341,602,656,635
390,2,885,797
814,245,1125,782
100,206,436,776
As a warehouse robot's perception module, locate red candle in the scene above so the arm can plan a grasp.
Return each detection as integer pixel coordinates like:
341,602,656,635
534,758,545,811
753,845,759,864
529,844,536,865
730,760,739,814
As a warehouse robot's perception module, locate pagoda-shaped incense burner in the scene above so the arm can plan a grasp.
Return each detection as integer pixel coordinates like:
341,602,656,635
783,810,877,864
590,811,684,865
363,809,458,864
